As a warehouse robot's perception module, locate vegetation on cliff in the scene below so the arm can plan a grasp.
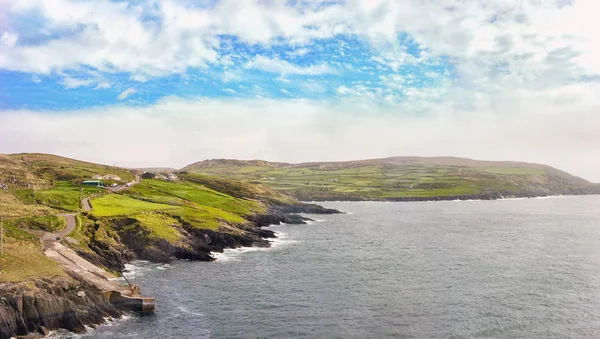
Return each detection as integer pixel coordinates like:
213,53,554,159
0,153,334,338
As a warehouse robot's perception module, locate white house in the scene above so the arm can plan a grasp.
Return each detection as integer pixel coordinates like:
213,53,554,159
103,174,121,181
91,174,103,180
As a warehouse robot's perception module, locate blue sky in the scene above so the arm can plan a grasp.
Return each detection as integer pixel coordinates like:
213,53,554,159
0,33,450,110
1,0,600,180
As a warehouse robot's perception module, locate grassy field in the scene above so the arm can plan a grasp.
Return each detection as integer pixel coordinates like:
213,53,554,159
3,215,66,233
34,182,102,211
0,153,296,284
0,190,55,217
0,221,66,282
5,153,135,185
0,153,134,216
132,214,182,242
91,179,264,231
182,157,592,200
91,194,179,217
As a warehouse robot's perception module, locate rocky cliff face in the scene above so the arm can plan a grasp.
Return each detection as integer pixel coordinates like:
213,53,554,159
76,204,341,265
0,274,121,339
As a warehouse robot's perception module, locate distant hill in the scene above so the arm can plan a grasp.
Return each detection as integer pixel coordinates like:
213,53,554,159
137,167,178,174
181,156,600,201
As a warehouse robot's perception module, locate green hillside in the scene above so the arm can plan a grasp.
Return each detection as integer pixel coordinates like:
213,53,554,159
0,153,308,283
181,157,600,201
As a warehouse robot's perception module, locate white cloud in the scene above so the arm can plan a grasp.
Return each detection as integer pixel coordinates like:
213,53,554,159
287,47,310,57
425,71,438,79
0,0,598,93
117,88,136,100
1,0,600,179
222,70,242,83
0,31,17,47
1,94,599,181
61,77,94,89
94,81,111,89
130,74,149,83
245,55,336,75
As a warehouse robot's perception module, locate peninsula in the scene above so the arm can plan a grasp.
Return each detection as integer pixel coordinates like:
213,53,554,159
182,157,600,201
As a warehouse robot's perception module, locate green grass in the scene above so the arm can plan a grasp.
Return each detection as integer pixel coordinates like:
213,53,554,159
3,215,66,233
130,179,265,216
133,213,182,242
184,162,566,200
482,167,544,175
35,184,101,211
0,221,66,282
91,194,178,217
121,179,262,229
0,190,55,218
0,242,67,282
85,178,272,233
11,153,135,183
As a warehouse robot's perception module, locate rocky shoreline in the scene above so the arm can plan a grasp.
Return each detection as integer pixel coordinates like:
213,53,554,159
299,191,600,203
0,274,121,339
0,202,342,339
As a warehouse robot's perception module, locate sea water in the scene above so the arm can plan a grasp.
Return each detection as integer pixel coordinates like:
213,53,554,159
72,195,600,338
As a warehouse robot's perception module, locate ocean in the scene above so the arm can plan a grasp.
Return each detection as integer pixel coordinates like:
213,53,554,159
70,195,600,338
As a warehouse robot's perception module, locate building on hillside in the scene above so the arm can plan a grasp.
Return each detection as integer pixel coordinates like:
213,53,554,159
141,172,155,179
103,174,121,181
82,180,103,187
155,174,167,180
91,174,103,180
167,174,178,181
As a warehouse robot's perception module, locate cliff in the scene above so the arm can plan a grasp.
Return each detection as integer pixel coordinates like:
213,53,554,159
0,153,341,337
0,275,120,339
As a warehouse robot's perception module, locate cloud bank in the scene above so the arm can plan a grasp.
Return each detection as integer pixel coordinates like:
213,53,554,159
0,0,599,181
1,92,599,181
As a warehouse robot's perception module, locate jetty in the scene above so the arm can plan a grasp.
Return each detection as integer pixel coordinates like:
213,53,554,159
43,234,155,314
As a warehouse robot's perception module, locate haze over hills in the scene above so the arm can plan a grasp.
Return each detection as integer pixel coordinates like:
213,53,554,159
181,156,600,201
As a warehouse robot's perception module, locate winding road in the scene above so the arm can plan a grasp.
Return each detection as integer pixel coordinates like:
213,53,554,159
38,173,143,294
81,198,92,212
41,213,77,243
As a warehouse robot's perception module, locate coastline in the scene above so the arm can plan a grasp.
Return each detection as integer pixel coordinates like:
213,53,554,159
0,203,340,339
60,226,303,338
300,192,600,203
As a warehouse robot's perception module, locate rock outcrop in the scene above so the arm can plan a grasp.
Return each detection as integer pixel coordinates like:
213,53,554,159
70,203,342,267
0,274,121,339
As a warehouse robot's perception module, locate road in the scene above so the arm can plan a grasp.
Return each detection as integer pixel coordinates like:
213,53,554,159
106,173,141,193
41,213,77,243
81,197,92,211
44,173,140,242
44,241,129,294
35,173,144,294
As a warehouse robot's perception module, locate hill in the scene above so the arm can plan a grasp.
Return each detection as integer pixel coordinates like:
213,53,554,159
181,156,600,201
0,152,329,272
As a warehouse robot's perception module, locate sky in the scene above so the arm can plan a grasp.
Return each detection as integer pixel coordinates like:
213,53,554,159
0,0,599,181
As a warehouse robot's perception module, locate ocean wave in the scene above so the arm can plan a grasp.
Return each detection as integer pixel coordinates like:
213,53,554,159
51,314,133,338
211,231,297,262
177,305,203,317
122,262,153,279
